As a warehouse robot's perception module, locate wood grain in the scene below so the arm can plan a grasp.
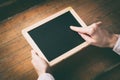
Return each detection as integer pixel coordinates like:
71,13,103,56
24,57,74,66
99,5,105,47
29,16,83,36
0,0,120,80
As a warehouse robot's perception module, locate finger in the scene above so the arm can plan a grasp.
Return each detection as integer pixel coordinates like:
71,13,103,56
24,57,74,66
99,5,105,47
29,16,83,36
89,21,102,28
31,50,40,57
70,26,89,34
31,50,36,54
96,21,102,26
78,33,95,43
31,50,46,61
31,50,39,59
31,50,35,57
31,50,34,58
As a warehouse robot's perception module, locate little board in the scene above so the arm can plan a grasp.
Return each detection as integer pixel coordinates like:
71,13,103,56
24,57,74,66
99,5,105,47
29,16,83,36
22,7,89,66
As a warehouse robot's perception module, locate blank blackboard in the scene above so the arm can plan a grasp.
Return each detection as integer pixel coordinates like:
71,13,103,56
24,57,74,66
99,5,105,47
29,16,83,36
28,11,84,61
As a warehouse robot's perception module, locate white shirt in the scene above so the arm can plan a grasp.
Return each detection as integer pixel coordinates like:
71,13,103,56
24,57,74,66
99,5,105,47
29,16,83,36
37,73,55,80
38,35,120,80
113,35,120,54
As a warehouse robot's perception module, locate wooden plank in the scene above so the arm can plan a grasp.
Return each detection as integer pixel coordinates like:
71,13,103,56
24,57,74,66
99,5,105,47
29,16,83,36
0,0,120,80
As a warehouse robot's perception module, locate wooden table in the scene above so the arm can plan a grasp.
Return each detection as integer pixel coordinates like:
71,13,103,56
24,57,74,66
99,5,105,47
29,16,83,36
0,0,120,80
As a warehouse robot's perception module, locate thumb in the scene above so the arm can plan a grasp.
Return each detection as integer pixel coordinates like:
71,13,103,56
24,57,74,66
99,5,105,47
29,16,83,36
31,50,39,59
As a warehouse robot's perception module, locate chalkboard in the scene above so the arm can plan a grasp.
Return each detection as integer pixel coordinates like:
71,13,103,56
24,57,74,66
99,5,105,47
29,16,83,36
22,7,88,66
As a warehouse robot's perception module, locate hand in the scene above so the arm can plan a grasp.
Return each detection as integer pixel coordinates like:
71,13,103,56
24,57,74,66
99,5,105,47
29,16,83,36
70,21,119,48
31,50,50,76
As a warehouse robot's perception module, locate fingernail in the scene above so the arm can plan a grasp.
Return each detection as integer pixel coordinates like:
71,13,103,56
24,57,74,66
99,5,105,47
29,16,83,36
70,26,77,29
70,26,73,28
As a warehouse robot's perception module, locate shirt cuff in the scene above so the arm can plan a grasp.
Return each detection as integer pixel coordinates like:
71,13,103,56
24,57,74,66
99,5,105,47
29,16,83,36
113,35,120,55
37,73,55,80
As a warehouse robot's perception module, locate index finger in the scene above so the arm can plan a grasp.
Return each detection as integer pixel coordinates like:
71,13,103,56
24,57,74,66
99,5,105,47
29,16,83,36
70,26,91,35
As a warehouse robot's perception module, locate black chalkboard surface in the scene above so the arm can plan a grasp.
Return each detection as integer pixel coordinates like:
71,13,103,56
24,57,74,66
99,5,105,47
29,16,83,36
22,7,88,66
28,11,84,61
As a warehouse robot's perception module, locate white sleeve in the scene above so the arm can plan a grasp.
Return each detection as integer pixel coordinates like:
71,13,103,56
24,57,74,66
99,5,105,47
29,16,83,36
113,35,120,55
37,73,55,80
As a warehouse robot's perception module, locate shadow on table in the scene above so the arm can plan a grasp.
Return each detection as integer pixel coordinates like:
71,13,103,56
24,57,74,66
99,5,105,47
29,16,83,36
51,46,120,80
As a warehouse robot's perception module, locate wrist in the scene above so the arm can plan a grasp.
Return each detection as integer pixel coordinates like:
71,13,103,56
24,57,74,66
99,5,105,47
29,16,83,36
109,34,119,48
37,67,51,76
37,71,46,76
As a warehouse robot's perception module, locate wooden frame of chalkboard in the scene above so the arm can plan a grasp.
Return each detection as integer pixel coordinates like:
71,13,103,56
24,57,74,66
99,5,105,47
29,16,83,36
22,7,89,66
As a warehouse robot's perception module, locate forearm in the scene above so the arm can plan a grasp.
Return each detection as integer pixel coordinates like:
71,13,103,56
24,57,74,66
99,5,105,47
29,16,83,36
37,73,55,80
